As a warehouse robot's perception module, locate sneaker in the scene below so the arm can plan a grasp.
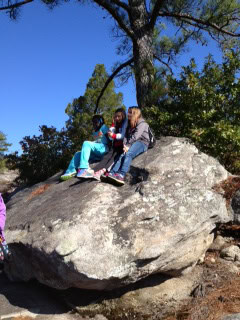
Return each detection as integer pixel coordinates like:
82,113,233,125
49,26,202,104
107,172,115,180
107,172,125,185
60,171,76,181
112,173,125,185
93,168,106,181
77,168,94,179
100,171,109,182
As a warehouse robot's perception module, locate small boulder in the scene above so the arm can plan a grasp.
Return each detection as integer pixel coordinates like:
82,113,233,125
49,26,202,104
220,245,240,262
209,235,226,252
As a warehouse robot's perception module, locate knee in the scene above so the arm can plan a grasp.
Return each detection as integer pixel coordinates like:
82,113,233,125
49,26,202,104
82,141,91,148
125,150,134,159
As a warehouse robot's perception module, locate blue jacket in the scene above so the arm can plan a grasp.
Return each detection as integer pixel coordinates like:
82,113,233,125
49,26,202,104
92,124,109,146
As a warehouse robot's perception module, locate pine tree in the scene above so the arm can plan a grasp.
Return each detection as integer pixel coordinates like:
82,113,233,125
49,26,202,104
65,64,125,151
0,131,11,172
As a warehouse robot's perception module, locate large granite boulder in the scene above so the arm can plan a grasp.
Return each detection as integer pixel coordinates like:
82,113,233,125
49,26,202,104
4,137,232,290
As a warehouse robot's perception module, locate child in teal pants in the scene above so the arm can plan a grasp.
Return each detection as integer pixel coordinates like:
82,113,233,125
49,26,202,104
61,115,109,181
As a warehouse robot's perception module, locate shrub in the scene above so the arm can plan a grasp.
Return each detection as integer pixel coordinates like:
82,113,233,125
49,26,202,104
144,51,240,174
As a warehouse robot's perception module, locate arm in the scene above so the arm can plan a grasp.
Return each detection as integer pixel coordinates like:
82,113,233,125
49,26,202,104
124,121,149,146
115,118,128,140
100,124,109,135
109,118,128,140
93,124,109,141
0,194,6,235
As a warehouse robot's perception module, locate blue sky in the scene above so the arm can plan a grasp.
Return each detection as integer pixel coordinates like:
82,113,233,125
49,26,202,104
0,1,222,153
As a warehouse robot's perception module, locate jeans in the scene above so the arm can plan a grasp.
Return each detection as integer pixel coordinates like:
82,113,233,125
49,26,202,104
93,146,123,172
66,141,108,173
110,141,147,177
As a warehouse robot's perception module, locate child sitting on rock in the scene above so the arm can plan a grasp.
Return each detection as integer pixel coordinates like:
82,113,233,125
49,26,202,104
60,115,109,181
92,108,127,181
106,106,150,186
0,194,11,261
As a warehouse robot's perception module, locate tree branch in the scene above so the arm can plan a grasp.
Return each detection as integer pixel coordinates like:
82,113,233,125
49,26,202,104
159,11,240,37
147,0,166,31
110,0,130,13
94,57,134,114
94,0,133,39
0,0,33,11
153,54,173,74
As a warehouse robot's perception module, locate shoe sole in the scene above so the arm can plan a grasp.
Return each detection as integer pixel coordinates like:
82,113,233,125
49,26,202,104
60,174,76,181
106,175,125,186
92,176,101,181
77,174,94,179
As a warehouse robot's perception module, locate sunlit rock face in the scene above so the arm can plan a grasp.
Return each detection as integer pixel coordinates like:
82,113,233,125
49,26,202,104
0,169,18,194
4,137,232,290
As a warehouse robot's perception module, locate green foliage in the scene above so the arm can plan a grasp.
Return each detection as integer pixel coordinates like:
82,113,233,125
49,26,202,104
144,51,240,174
7,126,72,185
65,64,125,151
0,131,11,172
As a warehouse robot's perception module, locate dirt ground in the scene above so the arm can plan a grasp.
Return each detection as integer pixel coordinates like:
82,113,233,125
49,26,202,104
163,224,240,320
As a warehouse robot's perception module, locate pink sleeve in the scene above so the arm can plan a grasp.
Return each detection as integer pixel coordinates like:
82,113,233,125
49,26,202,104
0,194,6,233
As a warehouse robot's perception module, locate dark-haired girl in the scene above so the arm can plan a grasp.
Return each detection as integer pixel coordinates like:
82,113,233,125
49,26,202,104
92,108,127,180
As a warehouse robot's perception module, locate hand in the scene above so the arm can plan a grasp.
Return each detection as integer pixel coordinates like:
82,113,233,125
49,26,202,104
108,131,114,138
123,145,129,153
0,235,11,261
98,131,103,137
0,247,3,261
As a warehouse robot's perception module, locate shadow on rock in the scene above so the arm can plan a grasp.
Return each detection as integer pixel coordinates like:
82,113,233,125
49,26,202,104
61,272,171,308
0,270,70,316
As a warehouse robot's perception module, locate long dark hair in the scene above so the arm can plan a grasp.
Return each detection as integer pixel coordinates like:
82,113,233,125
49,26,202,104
92,114,104,130
114,108,126,129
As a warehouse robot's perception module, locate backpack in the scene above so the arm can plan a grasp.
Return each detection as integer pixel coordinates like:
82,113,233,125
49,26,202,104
148,127,156,149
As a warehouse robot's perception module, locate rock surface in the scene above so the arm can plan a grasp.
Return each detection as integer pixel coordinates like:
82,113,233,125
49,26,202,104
68,266,203,319
221,314,240,320
0,271,72,320
0,169,18,194
208,235,227,252
220,245,240,262
4,137,232,290
231,189,240,224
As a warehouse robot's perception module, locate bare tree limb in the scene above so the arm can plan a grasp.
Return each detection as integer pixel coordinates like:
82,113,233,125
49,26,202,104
0,0,33,11
110,0,130,13
94,57,134,114
94,0,133,39
159,11,240,37
153,54,173,74
147,0,166,31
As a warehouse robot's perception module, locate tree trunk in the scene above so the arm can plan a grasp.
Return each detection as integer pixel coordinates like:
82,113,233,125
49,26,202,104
130,0,155,109
133,33,154,109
